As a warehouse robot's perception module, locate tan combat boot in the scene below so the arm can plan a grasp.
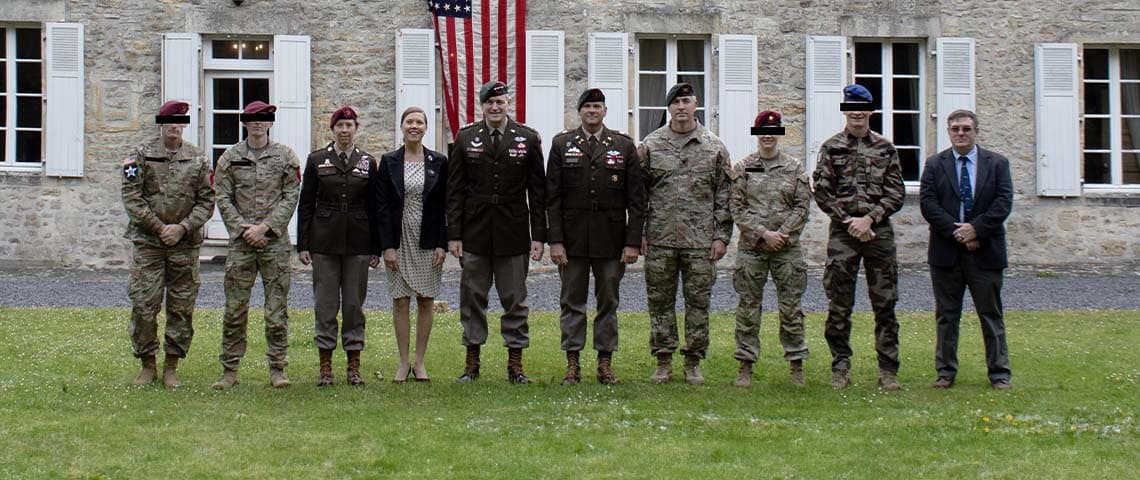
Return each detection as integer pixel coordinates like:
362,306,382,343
878,369,901,391
211,369,240,390
683,355,705,385
507,348,530,384
596,351,619,385
133,355,157,385
733,360,753,388
789,359,805,386
317,349,334,387
830,368,850,389
650,353,673,384
162,354,182,389
269,368,291,388
346,350,364,386
562,351,581,385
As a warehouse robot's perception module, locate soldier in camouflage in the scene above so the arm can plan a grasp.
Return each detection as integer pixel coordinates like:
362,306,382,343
729,111,811,388
121,100,214,389
211,101,302,390
638,83,733,385
812,84,906,391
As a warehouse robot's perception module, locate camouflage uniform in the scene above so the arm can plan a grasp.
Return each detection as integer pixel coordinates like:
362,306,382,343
122,138,214,359
729,152,810,362
638,123,733,359
812,130,905,373
214,140,302,371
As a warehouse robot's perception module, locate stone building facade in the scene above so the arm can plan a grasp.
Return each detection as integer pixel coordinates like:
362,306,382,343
1,0,1138,268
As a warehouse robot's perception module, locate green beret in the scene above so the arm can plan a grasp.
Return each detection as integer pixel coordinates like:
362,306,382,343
576,88,606,110
665,83,695,105
479,81,509,103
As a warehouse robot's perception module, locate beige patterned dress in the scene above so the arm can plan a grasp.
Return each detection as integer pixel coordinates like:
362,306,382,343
386,161,442,299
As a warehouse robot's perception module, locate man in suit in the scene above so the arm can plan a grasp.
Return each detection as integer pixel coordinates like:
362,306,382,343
919,109,1013,390
447,81,547,384
546,88,646,385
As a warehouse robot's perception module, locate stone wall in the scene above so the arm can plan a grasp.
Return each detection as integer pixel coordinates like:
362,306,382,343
1,0,1139,268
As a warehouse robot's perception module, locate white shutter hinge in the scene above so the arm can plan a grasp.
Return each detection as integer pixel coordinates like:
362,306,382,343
930,49,937,57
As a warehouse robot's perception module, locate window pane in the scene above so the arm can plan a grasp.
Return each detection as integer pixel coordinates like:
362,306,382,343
16,131,40,162
213,113,240,145
0,131,4,163
1084,49,1108,80
893,113,919,146
854,42,882,74
1123,153,1140,184
639,39,666,71
677,74,705,104
16,97,41,128
0,96,5,126
892,77,919,110
1084,117,1109,149
870,113,882,134
1120,49,1140,80
213,78,239,109
1123,118,1140,150
677,40,704,71
0,28,6,54
639,109,666,140
244,78,270,104
243,40,270,60
639,74,666,107
1082,152,1110,184
0,60,5,92
213,40,240,59
16,29,40,60
892,43,920,75
695,110,705,126
1121,84,1140,114
898,148,919,182
1084,83,1110,114
854,76,882,110
16,62,41,93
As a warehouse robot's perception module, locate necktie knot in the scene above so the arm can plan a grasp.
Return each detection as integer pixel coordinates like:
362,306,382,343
339,152,347,162
491,130,502,148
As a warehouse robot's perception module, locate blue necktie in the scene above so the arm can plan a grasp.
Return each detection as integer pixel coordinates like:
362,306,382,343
959,156,973,222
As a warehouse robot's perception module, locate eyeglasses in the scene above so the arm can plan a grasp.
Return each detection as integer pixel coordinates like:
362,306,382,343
949,126,974,133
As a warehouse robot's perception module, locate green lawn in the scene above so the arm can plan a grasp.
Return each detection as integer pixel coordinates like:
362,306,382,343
0,307,1136,479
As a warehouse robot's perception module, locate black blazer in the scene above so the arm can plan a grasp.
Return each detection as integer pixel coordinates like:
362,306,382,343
375,146,448,251
919,146,1013,269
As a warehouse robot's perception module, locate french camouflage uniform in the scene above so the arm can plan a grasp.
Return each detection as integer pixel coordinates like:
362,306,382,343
638,123,733,359
121,138,214,359
812,129,905,373
214,140,302,371
730,152,810,363
547,126,646,353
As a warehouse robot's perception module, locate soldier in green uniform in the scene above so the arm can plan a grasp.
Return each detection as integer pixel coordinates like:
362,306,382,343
447,81,547,384
812,84,906,391
546,88,646,385
730,111,811,387
638,83,733,385
121,100,214,388
211,101,302,390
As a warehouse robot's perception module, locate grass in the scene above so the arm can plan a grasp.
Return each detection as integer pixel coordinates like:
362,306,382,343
0,307,1136,479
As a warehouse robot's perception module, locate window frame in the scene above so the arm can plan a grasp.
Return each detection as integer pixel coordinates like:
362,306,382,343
1,25,45,171
202,36,273,71
852,38,927,186
1081,46,1140,190
632,35,711,141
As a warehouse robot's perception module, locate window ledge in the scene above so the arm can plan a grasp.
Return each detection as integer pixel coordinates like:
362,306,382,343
1081,187,1140,206
0,167,44,186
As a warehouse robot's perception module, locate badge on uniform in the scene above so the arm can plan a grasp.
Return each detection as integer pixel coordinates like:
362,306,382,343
123,162,139,181
471,137,483,148
514,136,526,143
509,143,527,158
355,158,370,171
319,158,335,168
611,174,621,184
604,150,624,167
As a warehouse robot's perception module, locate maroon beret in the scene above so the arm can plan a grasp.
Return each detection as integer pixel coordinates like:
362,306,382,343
330,106,358,129
750,110,786,136
240,101,277,122
155,100,191,124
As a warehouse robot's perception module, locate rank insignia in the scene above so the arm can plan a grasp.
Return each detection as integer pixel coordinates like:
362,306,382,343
514,136,526,142
611,174,620,183
123,163,139,181
319,159,335,168
355,158,370,170
471,138,483,148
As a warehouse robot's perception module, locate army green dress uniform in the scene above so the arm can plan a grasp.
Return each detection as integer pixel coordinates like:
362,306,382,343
546,89,646,384
213,101,302,386
121,100,214,387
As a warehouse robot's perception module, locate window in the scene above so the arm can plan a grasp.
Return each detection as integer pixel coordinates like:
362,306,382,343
853,40,925,181
203,37,273,168
1,27,43,166
1082,47,1140,186
635,37,709,140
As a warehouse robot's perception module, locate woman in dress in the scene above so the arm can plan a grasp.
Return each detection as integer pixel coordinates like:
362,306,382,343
376,106,448,382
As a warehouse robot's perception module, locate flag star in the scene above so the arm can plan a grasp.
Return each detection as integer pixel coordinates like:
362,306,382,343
465,5,471,11
444,3,451,11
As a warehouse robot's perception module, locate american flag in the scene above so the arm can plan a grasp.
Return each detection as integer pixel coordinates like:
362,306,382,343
428,0,527,140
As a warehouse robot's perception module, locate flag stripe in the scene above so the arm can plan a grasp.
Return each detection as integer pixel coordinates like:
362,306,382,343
463,19,475,123
480,0,491,84
515,1,526,122
446,16,461,133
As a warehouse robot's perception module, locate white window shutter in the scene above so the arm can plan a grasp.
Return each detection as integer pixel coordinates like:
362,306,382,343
1034,43,1080,197
525,30,564,153
396,28,437,152
588,32,629,133
162,33,201,145
271,35,311,241
717,34,756,165
935,37,975,153
805,35,847,173
44,22,84,177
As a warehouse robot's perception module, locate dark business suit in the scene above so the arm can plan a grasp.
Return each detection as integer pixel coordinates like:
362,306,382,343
919,146,1013,383
375,146,448,252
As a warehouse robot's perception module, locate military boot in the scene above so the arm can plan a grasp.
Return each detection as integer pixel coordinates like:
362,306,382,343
456,345,480,383
133,355,157,385
269,368,291,388
683,355,705,385
346,350,364,386
830,368,851,389
789,359,805,386
878,369,901,391
507,348,530,384
162,354,182,389
596,351,619,385
317,348,334,387
211,369,240,390
562,351,581,385
733,360,753,388
650,353,673,384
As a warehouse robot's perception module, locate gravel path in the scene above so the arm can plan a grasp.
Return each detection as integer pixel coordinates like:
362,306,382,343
2,262,1137,312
